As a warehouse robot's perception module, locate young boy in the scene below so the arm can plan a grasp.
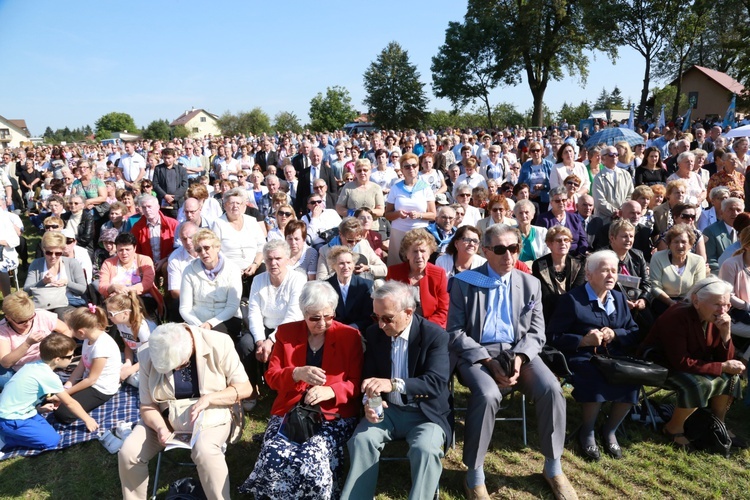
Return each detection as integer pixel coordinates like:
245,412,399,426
0,333,99,451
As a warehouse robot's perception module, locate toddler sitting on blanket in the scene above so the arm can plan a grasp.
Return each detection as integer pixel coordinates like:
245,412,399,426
0,334,98,451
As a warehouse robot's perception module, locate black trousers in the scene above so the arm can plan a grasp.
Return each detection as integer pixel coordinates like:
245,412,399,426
54,386,113,424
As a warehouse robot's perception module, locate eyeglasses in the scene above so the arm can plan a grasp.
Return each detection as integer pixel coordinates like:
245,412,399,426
44,224,59,230
194,245,215,254
460,237,480,245
9,313,35,325
565,181,580,187
552,198,567,204
551,237,571,244
486,243,520,255
345,238,362,245
491,207,506,213
107,309,131,318
307,314,334,323
45,250,63,257
679,213,696,220
605,153,619,157
529,149,541,153
402,163,418,169
277,211,293,217
371,313,398,324
458,193,471,198
308,199,323,205
313,185,326,190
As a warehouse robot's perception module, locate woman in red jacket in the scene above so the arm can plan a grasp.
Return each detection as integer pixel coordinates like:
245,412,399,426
642,276,746,449
240,281,363,500
387,228,449,328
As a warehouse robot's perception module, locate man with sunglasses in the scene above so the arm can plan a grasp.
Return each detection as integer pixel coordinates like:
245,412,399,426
592,145,634,224
448,224,575,500
342,281,450,500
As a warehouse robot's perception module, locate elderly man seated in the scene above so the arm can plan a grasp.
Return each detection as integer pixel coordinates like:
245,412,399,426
425,205,457,256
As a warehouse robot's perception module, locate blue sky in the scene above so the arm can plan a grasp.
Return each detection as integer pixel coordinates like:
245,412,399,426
0,0,651,135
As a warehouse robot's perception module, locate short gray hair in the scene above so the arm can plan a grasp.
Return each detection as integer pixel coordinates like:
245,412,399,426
709,186,730,201
138,193,158,206
722,197,743,211
299,281,339,315
371,280,416,311
689,276,733,303
263,239,291,259
482,223,521,247
148,323,193,374
549,186,567,198
676,151,695,164
513,199,535,216
223,187,247,203
585,249,619,272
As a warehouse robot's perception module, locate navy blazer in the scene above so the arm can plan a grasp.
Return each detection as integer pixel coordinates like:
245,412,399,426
547,285,640,363
363,314,451,447
536,210,589,256
327,274,374,332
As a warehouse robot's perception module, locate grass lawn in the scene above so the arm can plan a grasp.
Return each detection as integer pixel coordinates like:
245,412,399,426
0,383,748,499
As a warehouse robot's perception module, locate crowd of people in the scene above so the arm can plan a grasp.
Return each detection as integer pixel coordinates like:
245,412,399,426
0,119,747,499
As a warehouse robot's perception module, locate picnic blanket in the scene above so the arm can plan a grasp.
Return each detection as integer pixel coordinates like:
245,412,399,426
0,384,140,461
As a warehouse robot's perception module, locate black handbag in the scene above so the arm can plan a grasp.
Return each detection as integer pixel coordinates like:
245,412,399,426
278,394,339,445
684,408,732,457
539,345,573,378
590,346,668,386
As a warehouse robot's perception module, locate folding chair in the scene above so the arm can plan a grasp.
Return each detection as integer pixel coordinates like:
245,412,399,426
151,450,197,500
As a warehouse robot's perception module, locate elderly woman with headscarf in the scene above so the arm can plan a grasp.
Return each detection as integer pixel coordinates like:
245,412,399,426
240,281,364,499
548,250,641,460
118,323,253,499
641,277,746,449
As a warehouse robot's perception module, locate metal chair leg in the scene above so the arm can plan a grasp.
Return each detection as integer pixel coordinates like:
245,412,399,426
151,451,163,500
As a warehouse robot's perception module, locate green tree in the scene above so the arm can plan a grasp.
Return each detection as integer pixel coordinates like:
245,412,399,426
492,102,527,128
524,104,555,127
558,100,592,126
457,0,618,126
363,42,429,129
650,85,688,120
238,108,271,135
609,87,625,108
142,119,172,141
172,124,190,139
216,111,240,136
431,18,502,128
273,111,303,133
95,112,138,137
308,86,358,132
613,0,673,121
424,109,460,130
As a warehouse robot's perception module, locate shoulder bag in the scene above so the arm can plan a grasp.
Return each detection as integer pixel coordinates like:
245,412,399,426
590,346,668,387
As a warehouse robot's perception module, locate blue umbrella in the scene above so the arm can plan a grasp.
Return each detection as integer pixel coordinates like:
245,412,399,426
584,127,645,149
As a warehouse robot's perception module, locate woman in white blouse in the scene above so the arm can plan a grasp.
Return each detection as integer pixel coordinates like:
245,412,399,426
550,142,589,196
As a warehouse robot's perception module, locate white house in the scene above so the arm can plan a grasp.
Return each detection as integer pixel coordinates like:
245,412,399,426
0,115,32,149
170,108,220,139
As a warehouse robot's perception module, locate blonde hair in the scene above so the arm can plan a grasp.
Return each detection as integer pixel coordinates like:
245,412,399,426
105,291,146,341
2,290,35,321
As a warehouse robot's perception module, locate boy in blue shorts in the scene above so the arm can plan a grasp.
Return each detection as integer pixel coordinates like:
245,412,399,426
0,333,99,451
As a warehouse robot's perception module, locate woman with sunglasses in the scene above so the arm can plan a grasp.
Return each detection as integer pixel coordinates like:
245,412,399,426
179,229,242,334
0,290,71,389
266,204,297,242
70,159,107,212
477,194,517,236
562,174,582,211
517,140,553,212
240,281,363,500
336,158,385,224
550,142,589,196
384,153,437,266
62,194,95,260
654,203,707,262
24,231,87,316
435,225,487,280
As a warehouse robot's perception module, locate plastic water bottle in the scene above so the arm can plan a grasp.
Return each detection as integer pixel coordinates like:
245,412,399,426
368,395,384,422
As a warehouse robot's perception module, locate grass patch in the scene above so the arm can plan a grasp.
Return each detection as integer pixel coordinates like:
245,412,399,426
0,383,748,499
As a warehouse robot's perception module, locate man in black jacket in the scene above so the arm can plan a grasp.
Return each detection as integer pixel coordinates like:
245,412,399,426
294,148,337,216
341,281,450,500
152,147,188,220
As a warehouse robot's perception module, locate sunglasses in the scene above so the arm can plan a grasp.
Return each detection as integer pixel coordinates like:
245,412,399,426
9,313,35,324
606,153,619,157
371,313,398,324
679,213,696,220
195,245,214,254
402,163,418,169
44,224,59,230
460,237,480,245
565,181,580,187
552,198,567,204
60,354,75,360
45,251,63,257
66,238,76,245
107,309,131,318
308,200,323,205
486,243,520,255
277,211,293,217
529,149,541,153
313,185,326,190
307,314,334,322
491,207,506,212
458,193,471,198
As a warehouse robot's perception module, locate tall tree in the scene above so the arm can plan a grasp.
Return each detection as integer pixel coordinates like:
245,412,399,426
613,0,673,121
558,100,592,126
431,18,502,128
363,42,429,129
308,86,358,132
142,119,172,141
458,0,617,126
95,112,138,137
273,111,303,133
238,108,271,135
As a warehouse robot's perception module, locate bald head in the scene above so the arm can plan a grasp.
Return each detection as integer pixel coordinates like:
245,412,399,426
620,200,642,224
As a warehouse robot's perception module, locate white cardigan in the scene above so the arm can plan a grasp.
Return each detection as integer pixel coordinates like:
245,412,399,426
179,257,242,327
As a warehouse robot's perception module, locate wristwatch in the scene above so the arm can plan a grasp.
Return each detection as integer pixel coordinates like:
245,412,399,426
390,378,405,394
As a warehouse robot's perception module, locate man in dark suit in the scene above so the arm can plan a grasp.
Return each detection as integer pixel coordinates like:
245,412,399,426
254,139,277,171
341,281,450,500
447,224,576,500
704,197,743,273
326,261,374,332
294,148,337,216
592,200,653,260
152,147,189,220
291,140,312,173
690,127,714,153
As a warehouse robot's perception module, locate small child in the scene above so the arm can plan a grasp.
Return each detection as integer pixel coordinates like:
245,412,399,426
53,305,123,424
0,333,98,451
105,291,153,388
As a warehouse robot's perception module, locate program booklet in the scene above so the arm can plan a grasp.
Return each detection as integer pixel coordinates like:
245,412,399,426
164,411,203,451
